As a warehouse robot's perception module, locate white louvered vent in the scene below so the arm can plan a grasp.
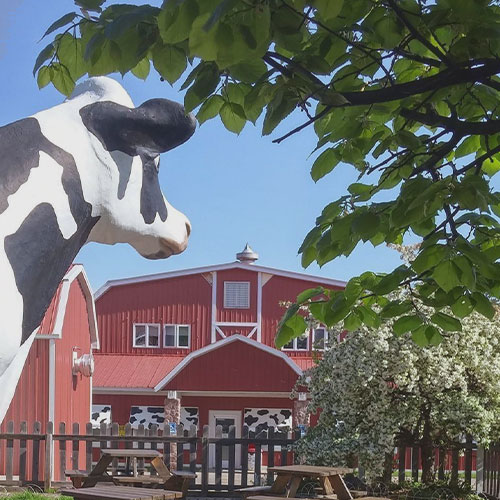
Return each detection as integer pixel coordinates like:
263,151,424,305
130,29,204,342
224,281,250,309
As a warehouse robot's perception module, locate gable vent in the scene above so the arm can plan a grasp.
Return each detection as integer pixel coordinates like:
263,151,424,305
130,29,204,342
224,281,250,309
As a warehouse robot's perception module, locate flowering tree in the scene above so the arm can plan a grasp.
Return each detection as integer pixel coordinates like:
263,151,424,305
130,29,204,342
296,311,500,483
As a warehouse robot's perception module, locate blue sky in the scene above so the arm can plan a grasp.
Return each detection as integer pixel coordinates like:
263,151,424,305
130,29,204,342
1,0,402,292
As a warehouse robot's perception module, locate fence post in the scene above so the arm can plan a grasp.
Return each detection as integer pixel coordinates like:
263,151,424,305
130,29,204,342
19,421,27,484
228,425,236,491
451,446,459,487
176,424,184,471
32,421,42,484
44,421,53,491
72,422,80,472
411,446,419,482
85,423,93,473
215,424,222,491
398,445,406,485
477,446,484,494
201,425,209,495
241,425,249,488
267,427,275,486
188,424,197,487
59,422,67,482
6,421,14,483
464,435,473,487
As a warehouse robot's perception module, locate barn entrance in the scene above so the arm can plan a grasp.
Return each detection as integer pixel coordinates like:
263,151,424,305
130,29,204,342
208,410,242,469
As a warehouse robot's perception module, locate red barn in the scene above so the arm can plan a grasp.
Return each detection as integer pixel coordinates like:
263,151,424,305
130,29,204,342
93,246,344,461
0,264,98,481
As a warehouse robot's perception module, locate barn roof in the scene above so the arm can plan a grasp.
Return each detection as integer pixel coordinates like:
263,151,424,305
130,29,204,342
92,335,307,393
37,264,99,348
94,261,346,300
92,354,183,390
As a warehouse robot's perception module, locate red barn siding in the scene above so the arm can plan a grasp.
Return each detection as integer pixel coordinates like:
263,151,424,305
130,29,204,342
96,274,211,355
163,340,299,392
216,269,257,324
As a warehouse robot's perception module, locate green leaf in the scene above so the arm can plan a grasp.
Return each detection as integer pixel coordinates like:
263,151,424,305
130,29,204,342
275,306,307,348
196,95,224,125
314,0,344,20
432,260,462,293
159,0,199,44
393,315,423,336
455,136,480,158
189,13,218,61
344,310,362,331
152,44,186,85
33,42,55,76
75,0,105,12
37,66,52,89
412,245,450,274
482,155,500,177
380,300,412,318
472,292,496,319
229,59,268,83
220,102,246,134
41,12,78,39
358,305,381,328
412,325,442,346
131,58,150,80
311,148,339,182
57,34,87,80
50,63,75,96
297,287,324,304
452,295,475,318
431,312,462,332
262,90,297,136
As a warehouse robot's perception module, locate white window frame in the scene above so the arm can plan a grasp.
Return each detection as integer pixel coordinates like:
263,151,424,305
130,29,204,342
282,332,310,351
164,324,191,349
312,326,329,351
133,323,161,348
224,281,250,309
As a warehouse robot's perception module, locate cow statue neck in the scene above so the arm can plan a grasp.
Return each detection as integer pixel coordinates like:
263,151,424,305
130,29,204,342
0,77,195,423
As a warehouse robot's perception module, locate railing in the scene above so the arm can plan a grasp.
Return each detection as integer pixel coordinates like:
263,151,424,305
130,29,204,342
0,421,299,492
2,421,500,498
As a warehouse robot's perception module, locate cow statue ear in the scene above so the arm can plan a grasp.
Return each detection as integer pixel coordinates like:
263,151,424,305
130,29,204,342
79,98,196,157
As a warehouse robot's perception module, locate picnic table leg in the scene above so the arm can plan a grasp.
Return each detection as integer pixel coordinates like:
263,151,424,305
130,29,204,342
83,456,113,487
288,476,302,498
328,474,353,500
270,473,291,494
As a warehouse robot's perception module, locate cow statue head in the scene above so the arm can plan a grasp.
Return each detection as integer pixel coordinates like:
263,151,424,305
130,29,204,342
0,77,195,422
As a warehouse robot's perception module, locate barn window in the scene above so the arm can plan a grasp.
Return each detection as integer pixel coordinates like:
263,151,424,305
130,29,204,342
224,281,250,308
312,327,328,350
133,323,160,348
282,332,309,351
164,324,191,348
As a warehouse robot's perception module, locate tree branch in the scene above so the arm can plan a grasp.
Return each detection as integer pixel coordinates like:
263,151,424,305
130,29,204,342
387,0,453,66
401,108,500,135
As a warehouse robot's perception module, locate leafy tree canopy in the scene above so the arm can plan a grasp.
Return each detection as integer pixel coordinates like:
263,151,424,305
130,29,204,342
296,306,500,482
38,0,500,346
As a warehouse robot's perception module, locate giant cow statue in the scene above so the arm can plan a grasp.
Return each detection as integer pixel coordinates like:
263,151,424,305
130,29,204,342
0,77,195,422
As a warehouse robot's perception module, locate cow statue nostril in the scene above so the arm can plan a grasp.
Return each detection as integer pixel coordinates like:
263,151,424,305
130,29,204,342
185,221,191,238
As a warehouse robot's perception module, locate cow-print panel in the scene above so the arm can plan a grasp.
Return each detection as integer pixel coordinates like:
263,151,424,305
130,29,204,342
180,407,199,429
5,203,98,344
128,406,199,430
244,408,292,433
91,405,112,428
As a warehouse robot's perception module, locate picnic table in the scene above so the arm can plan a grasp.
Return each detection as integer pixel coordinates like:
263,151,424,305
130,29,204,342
60,484,182,500
243,465,355,500
66,448,196,495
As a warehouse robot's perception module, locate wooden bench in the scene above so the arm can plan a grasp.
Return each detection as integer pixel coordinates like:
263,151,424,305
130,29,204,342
238,485,273,499
60,485,181,500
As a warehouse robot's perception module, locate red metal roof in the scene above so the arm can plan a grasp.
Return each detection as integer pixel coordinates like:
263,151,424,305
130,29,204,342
93,355,184,389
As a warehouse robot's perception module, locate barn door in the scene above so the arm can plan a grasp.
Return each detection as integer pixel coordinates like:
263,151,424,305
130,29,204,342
209,410,241,469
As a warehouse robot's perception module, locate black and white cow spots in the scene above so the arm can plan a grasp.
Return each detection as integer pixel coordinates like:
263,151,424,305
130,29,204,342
91,405,112,428
244,409,292,433
181,407,199,428
128,406,199,430
129,406,165,429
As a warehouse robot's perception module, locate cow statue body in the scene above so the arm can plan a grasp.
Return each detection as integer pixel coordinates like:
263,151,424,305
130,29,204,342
0,77,195,422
